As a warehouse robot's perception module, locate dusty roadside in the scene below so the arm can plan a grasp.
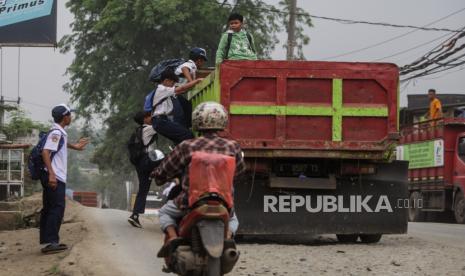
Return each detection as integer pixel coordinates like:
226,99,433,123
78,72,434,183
2,196,465,276
0,198,86,276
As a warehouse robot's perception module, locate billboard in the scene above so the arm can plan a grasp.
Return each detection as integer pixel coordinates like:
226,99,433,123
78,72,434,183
396,139,444,169
0,0,57,46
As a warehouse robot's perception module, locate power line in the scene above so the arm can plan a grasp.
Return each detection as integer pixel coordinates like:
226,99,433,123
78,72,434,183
420,65,465,80
372,32,453,62
216,1,464,32
401,60,465,82
308,13,464,33
320,7,465,60
400,31,465,75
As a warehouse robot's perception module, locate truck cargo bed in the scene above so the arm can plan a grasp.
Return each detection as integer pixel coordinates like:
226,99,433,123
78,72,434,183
190,60,400,159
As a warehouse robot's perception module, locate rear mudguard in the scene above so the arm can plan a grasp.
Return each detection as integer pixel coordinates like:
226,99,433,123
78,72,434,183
197,220,225,258
235,160,409,235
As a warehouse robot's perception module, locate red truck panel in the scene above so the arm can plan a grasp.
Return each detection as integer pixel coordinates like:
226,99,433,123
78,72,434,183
73,191,98,207
219,61,399,158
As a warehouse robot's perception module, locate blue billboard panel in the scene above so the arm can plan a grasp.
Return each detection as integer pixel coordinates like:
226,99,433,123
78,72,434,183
0,0,57,46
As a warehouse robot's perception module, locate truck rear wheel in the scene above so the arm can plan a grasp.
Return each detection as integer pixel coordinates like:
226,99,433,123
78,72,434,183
359,234,382,243
336,234,358,243
454,192,465,224
408,191,425,222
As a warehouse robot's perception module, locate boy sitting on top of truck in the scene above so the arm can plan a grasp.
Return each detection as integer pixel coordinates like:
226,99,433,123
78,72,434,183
215,13,257,64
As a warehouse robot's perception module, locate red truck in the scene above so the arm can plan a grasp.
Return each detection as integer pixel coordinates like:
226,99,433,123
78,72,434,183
190,60,409,243
398,118,465,223
73,191,99,208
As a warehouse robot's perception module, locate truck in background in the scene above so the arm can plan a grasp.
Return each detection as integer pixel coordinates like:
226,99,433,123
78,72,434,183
73,191,100,208
398,94,465,223
189,60,409,243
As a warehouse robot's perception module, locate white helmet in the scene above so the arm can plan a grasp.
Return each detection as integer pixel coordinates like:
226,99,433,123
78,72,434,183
192,102,228,131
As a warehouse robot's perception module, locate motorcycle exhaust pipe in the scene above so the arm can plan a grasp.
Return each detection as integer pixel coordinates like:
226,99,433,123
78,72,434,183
221,248,240,274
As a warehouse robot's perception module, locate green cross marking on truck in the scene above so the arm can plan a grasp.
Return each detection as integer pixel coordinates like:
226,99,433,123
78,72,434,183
229,79,388,141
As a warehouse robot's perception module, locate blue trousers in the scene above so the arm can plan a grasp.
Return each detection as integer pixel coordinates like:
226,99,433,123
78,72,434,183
153,116,194,145
40,175,66,245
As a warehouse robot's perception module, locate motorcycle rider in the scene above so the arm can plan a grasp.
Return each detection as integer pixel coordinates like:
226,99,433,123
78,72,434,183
152,102,246,243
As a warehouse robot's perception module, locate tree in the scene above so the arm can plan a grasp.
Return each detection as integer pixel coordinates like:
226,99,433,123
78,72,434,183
278,0,313,59
2,109,48,141
60,0,313,174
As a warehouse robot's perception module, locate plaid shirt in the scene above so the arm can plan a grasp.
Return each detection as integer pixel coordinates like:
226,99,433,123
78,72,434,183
153,133,246,210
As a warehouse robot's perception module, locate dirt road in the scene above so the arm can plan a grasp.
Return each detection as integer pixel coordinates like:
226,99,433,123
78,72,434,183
2,201,465,276
66,207,465,276
60,207,170,276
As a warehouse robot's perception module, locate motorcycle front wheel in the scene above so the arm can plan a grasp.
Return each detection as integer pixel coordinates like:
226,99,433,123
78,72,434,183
206,257,222,276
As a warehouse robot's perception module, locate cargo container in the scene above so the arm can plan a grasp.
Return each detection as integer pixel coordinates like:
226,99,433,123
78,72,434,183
189,60,409,242
398,118,465,223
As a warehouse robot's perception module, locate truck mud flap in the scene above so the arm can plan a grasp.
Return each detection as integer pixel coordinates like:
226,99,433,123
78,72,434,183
235,160,409,236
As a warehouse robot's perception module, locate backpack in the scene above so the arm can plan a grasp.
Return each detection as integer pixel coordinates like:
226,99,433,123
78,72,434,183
144,89,156,113
224,32,255,60
28,129,65,180
148,59,185,83
127,126,157,166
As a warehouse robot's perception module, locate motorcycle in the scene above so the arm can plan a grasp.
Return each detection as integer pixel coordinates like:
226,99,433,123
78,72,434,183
157,151,240,276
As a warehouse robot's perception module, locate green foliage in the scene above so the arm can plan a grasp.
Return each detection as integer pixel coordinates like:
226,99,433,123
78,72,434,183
3,109,48,141
60,0,312,174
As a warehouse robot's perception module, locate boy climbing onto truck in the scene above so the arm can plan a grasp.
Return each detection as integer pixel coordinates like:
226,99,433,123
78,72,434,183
151,70,202,145
215,13,257,64
173,47,208,128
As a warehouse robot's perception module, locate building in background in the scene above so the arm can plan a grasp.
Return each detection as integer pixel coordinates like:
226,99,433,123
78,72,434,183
0,143,29,201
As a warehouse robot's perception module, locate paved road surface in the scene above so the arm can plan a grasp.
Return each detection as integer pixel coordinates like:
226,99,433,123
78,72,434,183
73,207,465,275
408,222,465,249
83,207,170,276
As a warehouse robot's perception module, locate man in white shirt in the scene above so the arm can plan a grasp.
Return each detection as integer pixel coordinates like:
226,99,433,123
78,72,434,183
40,104,89,254
152,70,202,145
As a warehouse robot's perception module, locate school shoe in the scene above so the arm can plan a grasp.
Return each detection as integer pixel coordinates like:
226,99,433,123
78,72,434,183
128,214,142,228
41,243,68,254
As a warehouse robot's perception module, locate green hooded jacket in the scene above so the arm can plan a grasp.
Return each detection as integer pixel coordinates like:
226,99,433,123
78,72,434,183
215,30,258,64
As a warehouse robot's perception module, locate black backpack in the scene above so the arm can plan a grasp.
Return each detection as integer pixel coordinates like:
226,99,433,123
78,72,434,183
127,126,157,166
224,32,255,59
148,59,185,83
128,126,145,166
28,129,65,180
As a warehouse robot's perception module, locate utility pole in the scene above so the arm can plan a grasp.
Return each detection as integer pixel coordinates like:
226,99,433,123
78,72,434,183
286,0,297,60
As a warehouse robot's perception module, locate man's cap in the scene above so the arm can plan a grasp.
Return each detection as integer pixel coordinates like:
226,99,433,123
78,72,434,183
52,104,74,120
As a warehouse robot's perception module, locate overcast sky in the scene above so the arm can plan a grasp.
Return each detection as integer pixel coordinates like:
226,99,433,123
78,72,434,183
1,0,464,123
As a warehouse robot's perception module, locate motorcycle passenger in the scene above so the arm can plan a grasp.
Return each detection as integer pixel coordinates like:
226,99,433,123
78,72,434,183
153,102,246,242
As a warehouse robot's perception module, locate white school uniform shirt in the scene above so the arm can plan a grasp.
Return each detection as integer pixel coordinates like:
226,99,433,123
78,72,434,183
152,84,176,116
175,60,197,84
43,123,68,183
142,124,157,152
